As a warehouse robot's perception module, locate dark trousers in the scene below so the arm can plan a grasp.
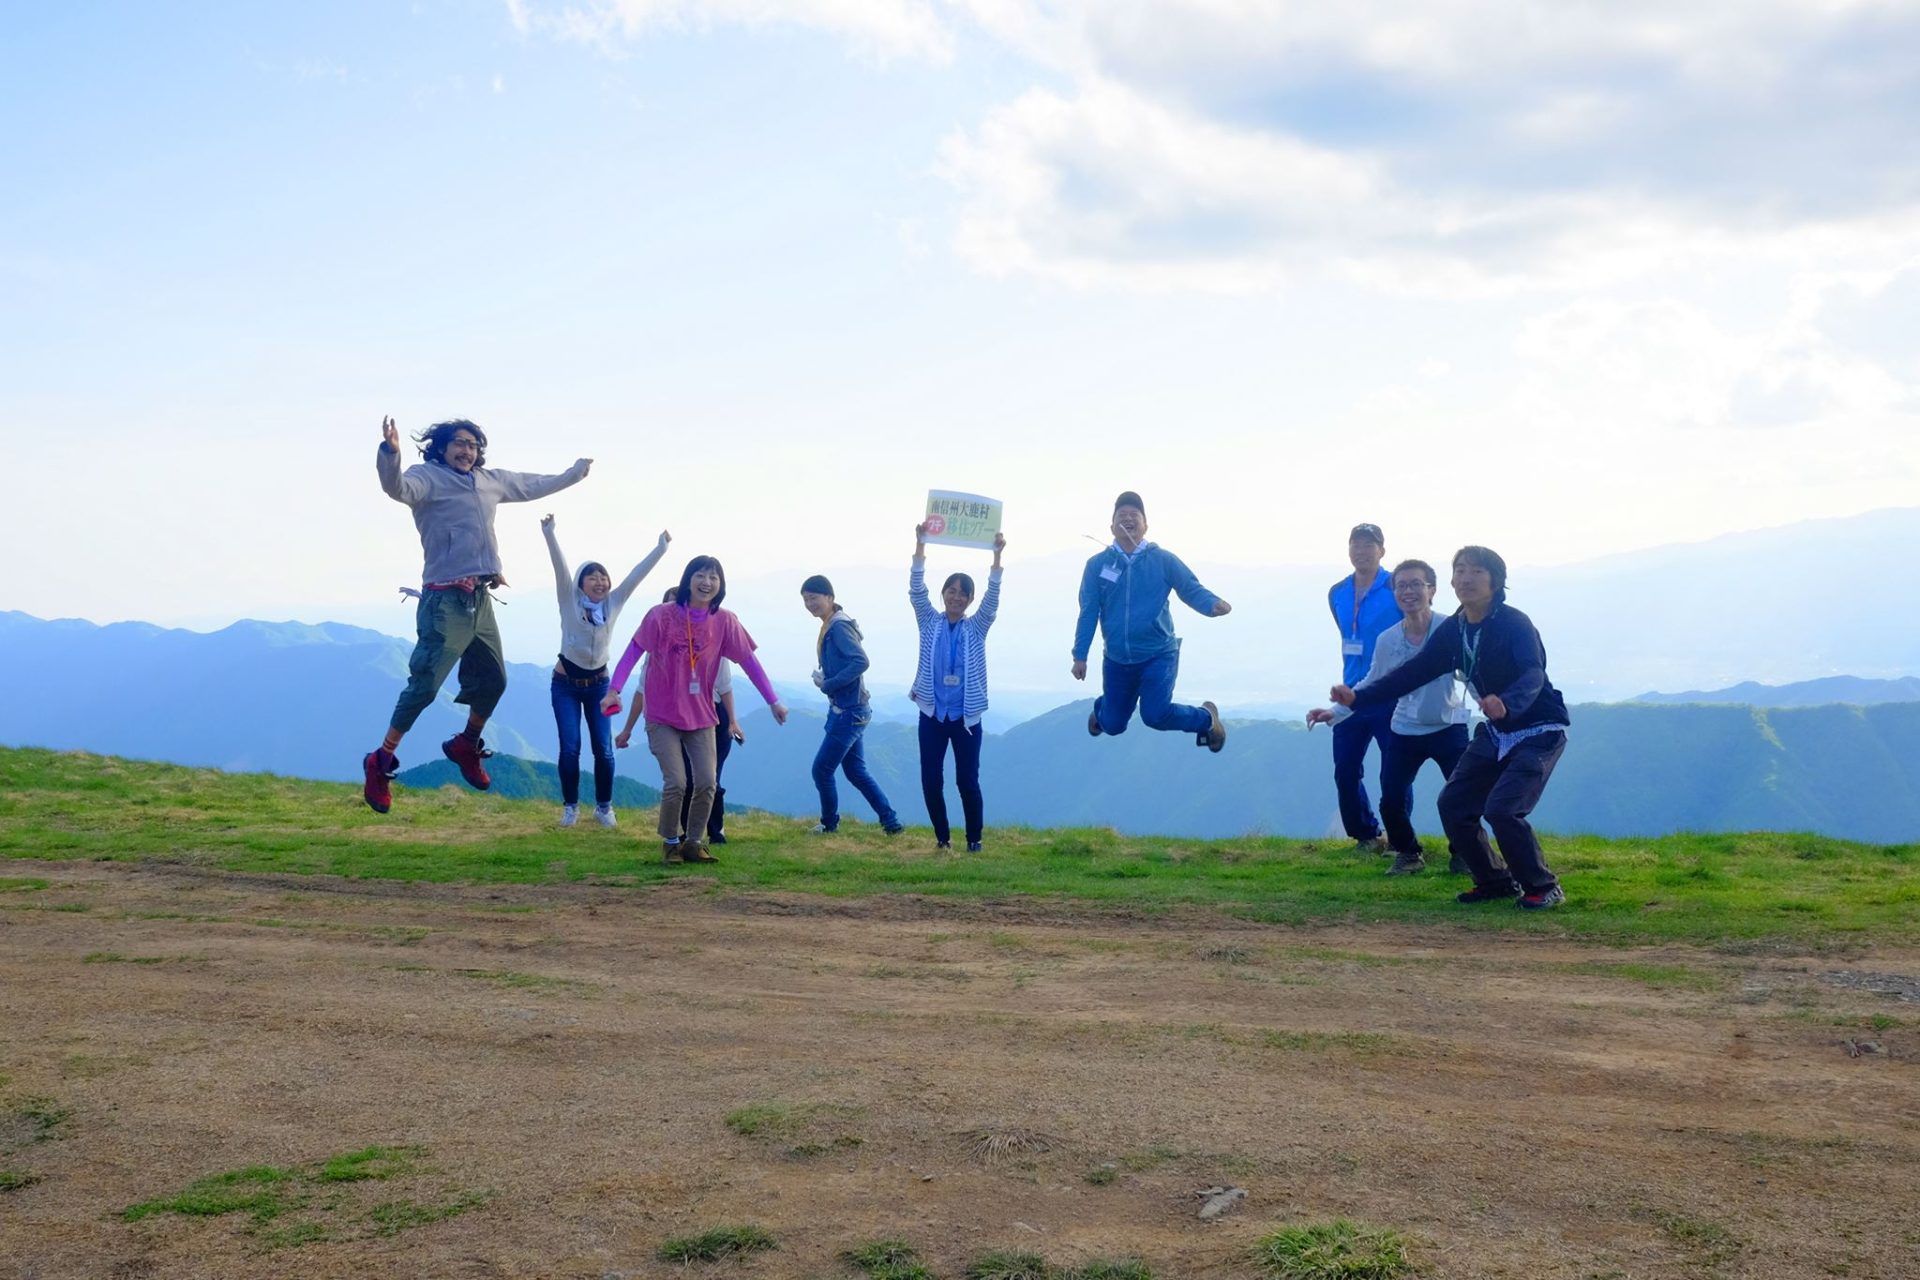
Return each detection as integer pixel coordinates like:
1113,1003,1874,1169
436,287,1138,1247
1378,723,1469,855
1331,700,1395,840
813,705,900,832
678,700,734,839
1095,650,1210,736
1439,726,1567,893
918,714,983,845
550,674,615,806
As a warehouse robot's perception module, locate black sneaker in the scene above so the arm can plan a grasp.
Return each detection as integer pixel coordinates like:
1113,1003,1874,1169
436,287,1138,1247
1518,885,1567,911
1447,853,1468,875
967,841,983,853
1353,836,1388,855
1385,852,1426,876
1087,708,1103,737
709,831,728,846
1457,883,1521,904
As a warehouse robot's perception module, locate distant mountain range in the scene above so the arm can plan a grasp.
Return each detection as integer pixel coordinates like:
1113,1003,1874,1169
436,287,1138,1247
3,606,1917,843
394,755,660,808
1631,675,1920,707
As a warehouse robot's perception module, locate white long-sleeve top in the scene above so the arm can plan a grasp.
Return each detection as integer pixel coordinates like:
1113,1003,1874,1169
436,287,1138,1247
546,525,666,671
1331,616,1470,736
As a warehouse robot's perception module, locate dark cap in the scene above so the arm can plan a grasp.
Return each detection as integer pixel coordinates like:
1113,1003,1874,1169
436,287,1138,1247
1348,523,1384,546
800,574,835,597
1114,491,1146,516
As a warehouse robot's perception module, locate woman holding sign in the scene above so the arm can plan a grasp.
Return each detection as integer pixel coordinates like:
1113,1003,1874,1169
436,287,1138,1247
603,557,789,864
909,522,1006,852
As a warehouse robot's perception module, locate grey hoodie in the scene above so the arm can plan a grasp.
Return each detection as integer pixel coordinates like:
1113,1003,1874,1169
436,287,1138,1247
379,444,589,585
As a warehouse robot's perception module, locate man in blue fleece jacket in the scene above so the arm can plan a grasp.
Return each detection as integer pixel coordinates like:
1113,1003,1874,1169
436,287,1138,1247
1071,492,1231,751
802,575,904,835
1331,545,1571,910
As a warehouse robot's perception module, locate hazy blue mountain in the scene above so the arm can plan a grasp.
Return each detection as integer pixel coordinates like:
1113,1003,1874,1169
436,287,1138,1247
1631,675,1920,707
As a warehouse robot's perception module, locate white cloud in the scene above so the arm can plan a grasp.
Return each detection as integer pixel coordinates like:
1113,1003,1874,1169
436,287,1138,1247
506,0,954,62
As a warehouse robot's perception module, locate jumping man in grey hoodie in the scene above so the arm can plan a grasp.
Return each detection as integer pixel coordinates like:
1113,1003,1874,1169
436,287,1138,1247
801,575,903,835
361,416,592,813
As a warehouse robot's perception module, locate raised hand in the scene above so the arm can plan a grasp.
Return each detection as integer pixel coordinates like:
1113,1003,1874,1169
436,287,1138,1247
656,530,672,552
541,513,555,531
915,521,929,555
577,458,594,476
381,416,399,451
992,531,1006,567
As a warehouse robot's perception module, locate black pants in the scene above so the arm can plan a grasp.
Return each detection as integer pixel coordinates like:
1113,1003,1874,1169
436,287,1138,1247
1438,726,1567,893
677,700,735,840
1378,723,1469,855
918,714,984,846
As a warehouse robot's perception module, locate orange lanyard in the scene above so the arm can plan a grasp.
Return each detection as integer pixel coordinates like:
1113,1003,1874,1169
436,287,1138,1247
684,608,701,678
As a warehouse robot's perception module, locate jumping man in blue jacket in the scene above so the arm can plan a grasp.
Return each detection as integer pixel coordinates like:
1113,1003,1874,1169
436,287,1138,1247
1071,491,1231,751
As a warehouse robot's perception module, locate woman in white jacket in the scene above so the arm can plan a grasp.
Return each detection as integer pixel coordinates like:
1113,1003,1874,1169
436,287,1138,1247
542,515,669,827
909,523,1005,852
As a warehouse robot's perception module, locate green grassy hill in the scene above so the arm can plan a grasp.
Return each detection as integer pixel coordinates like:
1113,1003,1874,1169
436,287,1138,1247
1,747,1915,947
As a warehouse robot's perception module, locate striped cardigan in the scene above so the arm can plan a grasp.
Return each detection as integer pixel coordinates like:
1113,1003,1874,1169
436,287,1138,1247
909,561,1002,727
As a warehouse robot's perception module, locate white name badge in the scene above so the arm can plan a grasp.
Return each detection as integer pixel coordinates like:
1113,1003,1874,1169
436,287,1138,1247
1342,640,1364,656
943,674,960,686
1099,566,1121,582
688,679,701,695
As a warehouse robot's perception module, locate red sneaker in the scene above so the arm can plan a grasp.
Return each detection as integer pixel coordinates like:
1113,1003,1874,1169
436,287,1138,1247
441,734,493,790
362,749,399,814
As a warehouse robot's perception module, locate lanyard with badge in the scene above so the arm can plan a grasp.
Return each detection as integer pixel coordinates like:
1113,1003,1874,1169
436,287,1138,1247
944,620,962,687
684,608,703,695
1455,621,1482,697
1342,577,1371,657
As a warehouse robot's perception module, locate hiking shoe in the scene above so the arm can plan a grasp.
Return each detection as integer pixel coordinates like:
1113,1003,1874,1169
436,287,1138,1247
1088,708,1103,737
883,824,905,836
809,823,835,835
709,830,727,845
1447,853,1468,875
937,841,952,851
682,842,718,864
1200,701,1226,752
1518,884,1567,911
1353,836,1388,855
966,841,983,853
594,805,616,828
559,804,579,828
361,749,399,814
441,734,493,790
662,840,684,864
1457,882,1521,904
1386,852,1426,876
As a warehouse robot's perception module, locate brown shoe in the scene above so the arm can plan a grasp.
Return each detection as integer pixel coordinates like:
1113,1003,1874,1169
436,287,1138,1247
662,841,685,864
1087,707,1103,737
681,842,718,864
1201,701,1226,753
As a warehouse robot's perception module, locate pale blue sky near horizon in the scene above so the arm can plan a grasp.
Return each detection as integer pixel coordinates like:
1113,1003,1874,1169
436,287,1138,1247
5,1,1919,695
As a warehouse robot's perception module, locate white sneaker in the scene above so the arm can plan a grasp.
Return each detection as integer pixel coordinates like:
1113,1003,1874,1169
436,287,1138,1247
594,805,617,828
559,804,579,828
809,823,833,835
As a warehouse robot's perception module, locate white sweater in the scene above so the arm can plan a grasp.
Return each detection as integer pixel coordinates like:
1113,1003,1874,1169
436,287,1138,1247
546,525,666,671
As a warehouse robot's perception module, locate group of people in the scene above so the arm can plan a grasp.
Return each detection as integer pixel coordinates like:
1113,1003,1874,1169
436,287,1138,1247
361,419,1570,908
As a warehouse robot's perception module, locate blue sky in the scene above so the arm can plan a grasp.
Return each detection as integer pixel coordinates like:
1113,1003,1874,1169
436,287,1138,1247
5,0,1918,696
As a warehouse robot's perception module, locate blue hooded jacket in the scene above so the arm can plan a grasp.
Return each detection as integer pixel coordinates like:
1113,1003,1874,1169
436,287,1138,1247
1072,543,1220,666
1328,570,1401,686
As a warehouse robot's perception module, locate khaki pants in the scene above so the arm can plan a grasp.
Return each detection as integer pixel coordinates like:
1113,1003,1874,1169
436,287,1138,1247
646,723,717,841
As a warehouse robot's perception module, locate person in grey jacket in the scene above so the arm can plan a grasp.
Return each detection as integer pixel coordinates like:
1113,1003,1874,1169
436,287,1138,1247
361,416,592,814
802,575,903,835
1309,559,1470,876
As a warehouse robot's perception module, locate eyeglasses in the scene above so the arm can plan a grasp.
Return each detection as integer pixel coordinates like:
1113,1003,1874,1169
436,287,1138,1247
1393,581,1431,592
447,437,481,449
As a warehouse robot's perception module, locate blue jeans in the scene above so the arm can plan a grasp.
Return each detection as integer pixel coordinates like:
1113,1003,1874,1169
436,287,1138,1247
551,674,615,806
1331,700,1394,840
918,714,983,846
1378,723,1469,855
813,704,900,832
1095,650,1210,736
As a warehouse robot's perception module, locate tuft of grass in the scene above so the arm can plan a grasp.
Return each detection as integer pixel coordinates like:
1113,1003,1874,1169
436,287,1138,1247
82,952,169,965
0,877,49,893
726,1101,807,1138
1262,1030,1400,1055
1553,960,1725,992
317,1144,425,1183
13,1098,73,1143
365,1191,487,1236
1084,1165,1118,1186
1657,1211,1741,1266
657,1224,777,1262
966,1250,1051,1280
844,1239,934,1279
123,1164,299,1224
1252,1219,1415,1280
452,968,588,994
1,1170,42,1192
957,1126,1058,1164
1068,1259,1154,1280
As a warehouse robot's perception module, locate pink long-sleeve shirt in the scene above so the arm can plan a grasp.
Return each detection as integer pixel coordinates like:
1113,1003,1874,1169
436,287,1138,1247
610,603,778,732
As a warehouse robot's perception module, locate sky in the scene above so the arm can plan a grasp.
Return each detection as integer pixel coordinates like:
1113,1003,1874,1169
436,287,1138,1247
4,1,1919,694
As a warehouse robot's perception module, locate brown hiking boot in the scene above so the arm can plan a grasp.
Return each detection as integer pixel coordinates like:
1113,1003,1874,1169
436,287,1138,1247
662,841,685,864
1200,701,1226,753
440,734,493,790
681,842,718,864
1386,852,1427,876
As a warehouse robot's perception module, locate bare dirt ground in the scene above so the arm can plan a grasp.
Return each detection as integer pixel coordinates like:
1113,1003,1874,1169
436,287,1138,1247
3,859,1917,1280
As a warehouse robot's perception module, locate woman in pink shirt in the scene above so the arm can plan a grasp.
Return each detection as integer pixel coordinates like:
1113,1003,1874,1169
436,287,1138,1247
604,556,789,863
